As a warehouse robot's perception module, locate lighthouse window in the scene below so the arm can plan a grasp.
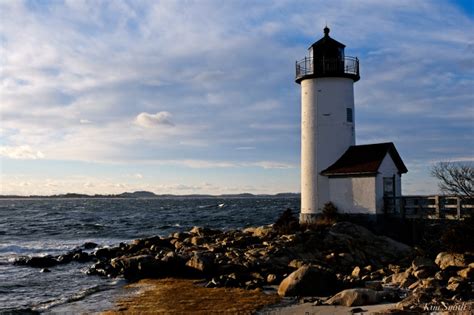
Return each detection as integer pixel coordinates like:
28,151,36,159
346,108,353,123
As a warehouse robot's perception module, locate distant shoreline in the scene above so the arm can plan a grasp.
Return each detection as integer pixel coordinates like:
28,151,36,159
0,191,300,199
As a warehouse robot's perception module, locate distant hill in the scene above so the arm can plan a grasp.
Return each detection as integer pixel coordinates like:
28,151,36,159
0,191,300,199
118,191,158,198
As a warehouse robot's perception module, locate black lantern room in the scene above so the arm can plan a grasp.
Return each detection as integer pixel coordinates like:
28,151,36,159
296,27,360,83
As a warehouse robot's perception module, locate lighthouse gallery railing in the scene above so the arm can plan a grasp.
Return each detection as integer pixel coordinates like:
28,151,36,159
295,56,359,80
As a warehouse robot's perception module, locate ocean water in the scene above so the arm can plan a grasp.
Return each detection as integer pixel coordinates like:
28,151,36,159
0,197,299,313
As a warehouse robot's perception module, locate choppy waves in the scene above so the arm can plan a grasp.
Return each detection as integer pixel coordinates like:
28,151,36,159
0,197,299,312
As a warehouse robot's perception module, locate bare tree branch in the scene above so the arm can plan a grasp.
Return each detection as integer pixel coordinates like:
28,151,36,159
431,162,474,199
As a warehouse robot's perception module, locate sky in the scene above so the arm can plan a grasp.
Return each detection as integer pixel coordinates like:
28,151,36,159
0,0,473,196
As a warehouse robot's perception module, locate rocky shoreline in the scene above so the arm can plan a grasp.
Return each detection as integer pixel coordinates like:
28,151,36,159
14,213,474,313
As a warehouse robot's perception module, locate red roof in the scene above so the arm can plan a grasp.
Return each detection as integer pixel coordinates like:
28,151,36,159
321,142,408,176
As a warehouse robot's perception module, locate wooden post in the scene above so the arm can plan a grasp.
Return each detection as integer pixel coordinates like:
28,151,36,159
456,196,462,219
434,195,440,219
399,197,406,219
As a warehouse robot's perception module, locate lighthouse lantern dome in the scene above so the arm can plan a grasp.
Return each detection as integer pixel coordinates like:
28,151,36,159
309,26,345,60
296,27,359,83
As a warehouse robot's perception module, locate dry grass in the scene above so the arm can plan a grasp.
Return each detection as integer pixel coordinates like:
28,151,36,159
103,278,280,315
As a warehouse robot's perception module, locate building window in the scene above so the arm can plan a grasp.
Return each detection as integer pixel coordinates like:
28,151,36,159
346,108,353,123
383,177,394,197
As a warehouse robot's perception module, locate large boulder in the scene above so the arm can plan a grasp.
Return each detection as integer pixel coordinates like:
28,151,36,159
435,252,468,270
457,263,474,280
326,288,381,307
327,222,413,266
86,260,117,277
411,256,438,279
93,246,123,260
251,225,274,238
110,255,164,280
351,266,370,279
277,265,338,297
185,252,215,274
446,276,471,295
396,290,432,310
14,255,58,268
411,256,437,272
189,226,221,237
390,269,416,288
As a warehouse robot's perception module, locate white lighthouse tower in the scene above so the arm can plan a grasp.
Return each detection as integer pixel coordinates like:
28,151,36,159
296,27,360,223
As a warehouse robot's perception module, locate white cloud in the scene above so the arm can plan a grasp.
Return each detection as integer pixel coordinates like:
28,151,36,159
236,146,256,150
173,160,237,169
146,159,296,169
249,161,296,169
0,145,44,160
135,112,174,128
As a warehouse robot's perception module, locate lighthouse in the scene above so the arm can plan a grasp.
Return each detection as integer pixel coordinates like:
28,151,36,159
296,27,360,224
296,27,408,222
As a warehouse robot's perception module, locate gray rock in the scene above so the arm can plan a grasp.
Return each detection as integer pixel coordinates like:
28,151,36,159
190,236,205,246
435,252,468,270
326,288,381,307
447,276,471,294
267,273,278,284
457,263,474,280
288,259,306,269
14,255,58,268
189,226,221,237
172,232,189,240
277,265,338,297
110,255,163,280
396,290,432,310
351,266,371,279
251,225,274,238
411,256,437,272
185,253,215,274
82,242,98,250
72,251,91,262
86,261,115,277
408,277,440,291
93,246,122,260
389,267,417,287
327,222,413,266
413,268,433,280
364,281,383,291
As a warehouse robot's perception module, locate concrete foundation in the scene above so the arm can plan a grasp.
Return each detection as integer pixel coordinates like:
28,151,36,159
299,213,320,225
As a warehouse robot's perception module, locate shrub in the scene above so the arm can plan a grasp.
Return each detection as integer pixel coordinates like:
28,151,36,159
273,208,299,235
322,202,339,219
440,216,474,252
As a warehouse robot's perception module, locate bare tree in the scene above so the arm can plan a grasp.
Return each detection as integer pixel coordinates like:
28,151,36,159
431,162,473,198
